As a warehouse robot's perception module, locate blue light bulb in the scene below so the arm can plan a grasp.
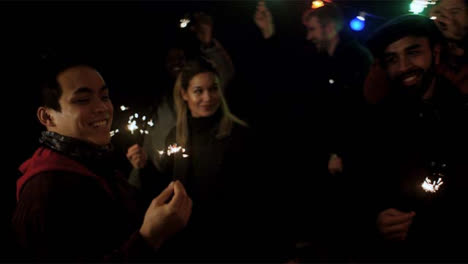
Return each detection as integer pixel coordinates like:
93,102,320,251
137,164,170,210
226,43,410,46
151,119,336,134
349,17,365,31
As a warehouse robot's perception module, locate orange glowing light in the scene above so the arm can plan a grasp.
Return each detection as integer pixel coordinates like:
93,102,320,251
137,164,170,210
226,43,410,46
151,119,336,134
312,0,325,9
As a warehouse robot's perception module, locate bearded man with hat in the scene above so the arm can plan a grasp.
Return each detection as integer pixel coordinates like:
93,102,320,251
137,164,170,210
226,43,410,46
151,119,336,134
356,14,468,262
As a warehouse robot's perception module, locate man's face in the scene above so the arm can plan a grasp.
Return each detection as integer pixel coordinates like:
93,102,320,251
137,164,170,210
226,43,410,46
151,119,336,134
166,48,186,79
383,36,435,97
430,0,467,40
305,16,329,52
48,66,113,146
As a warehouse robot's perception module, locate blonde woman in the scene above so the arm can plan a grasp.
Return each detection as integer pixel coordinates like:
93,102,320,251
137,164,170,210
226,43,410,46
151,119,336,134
167,58,249,202
145,59,254,260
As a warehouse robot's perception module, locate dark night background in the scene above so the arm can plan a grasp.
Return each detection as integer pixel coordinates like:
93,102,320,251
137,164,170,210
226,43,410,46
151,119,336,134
2,0,409,164
1,0,411,259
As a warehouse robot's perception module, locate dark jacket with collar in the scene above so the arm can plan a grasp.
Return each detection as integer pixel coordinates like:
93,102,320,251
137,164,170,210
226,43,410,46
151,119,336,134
358,77,468,262
154,112,261,261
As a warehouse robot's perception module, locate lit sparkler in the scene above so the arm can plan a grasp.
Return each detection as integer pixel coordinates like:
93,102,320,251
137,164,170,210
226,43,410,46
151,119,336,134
125,112,152,135
168,144,182,156
157,143,189,158
127,120,138,134
421,177,444,193
180,18,190,28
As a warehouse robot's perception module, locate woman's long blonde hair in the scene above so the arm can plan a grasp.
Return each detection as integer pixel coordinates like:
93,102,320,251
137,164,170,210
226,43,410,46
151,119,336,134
173,59,247,147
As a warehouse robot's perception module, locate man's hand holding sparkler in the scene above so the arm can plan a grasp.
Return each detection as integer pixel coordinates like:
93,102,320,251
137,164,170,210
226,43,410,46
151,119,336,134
377,208,416,241
127,144,148,169
139,181,193,250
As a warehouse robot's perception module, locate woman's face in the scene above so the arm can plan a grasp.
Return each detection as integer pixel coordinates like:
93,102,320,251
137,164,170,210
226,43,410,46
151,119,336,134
182,72,221,118
430,0,468,41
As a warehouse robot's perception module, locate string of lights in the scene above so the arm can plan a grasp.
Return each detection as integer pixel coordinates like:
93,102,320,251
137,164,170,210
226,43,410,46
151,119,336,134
307,0,438,32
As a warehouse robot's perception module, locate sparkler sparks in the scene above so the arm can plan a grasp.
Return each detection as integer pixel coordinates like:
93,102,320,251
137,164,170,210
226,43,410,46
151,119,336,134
125,112,152,135
167,144,182,156
180,18,190,28
157,143,189,158
120,105,129,111
110,129,119,137
127,120,138,134
421,177,444,193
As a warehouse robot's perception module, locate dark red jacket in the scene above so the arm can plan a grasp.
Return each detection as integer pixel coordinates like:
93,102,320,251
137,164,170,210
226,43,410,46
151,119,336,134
13,146,155,262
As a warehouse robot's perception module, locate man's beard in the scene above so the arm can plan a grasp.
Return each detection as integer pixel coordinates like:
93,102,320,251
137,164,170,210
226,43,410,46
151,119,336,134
311,31,331,54
390,66,435,100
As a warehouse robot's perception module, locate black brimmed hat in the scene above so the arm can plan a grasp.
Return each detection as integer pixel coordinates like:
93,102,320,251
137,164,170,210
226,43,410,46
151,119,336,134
367,14,442,58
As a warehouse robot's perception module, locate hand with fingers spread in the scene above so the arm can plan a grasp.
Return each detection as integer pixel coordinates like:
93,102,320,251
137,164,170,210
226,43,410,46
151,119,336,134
139,181,193,249
126,144,148,169
377,208,416,241
254,0,275,39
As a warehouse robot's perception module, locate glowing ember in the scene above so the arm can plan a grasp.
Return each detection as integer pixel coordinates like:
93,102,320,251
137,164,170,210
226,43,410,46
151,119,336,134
182,154,189,158
147,119,154,127
120,105,129,111
421,177,444,193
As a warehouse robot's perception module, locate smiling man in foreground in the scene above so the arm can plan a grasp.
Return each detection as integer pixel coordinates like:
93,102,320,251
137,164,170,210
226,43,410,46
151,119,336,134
12,59,192,261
